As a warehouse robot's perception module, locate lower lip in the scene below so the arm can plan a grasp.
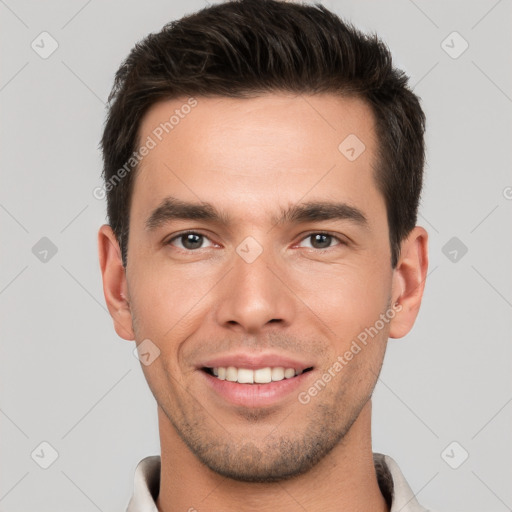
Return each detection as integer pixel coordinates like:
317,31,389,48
201,370,313,408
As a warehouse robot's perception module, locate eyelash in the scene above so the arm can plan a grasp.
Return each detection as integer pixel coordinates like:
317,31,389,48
165,230,347,252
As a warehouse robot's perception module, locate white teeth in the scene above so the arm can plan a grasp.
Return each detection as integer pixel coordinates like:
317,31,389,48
284,368,296,379
254,367,272,383
271,367,285,381
210,366,304,384
226,366,237,382
237,368,254,384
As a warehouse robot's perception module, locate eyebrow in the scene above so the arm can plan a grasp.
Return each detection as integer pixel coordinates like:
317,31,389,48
144,196,368,232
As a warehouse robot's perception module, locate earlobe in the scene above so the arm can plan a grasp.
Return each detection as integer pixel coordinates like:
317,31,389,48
97,224,135,341
389,226,429,339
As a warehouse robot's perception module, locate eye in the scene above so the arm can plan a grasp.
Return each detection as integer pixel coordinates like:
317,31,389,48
298,232,344,250
166,231,215,251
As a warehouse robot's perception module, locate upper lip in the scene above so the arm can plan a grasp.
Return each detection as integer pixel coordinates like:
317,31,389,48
198,352,315,371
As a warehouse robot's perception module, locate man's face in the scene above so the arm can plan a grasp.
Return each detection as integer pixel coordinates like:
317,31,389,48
121,93,403,481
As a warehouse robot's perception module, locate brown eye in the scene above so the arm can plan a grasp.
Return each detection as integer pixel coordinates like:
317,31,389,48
167,232,213,250
299,233,343,250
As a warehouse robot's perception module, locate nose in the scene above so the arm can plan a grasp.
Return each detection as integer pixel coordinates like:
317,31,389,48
214,243,296,335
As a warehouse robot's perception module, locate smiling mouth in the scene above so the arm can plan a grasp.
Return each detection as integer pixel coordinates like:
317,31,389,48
202,366,314,384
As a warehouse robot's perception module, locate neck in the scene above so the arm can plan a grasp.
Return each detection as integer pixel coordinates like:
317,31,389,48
155,400,388,512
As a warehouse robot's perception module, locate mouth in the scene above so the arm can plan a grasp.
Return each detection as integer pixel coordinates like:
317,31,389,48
197,353,316,407
202,366,314,384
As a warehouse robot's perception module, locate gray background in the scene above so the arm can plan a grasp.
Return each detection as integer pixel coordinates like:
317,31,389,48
1,0,511,511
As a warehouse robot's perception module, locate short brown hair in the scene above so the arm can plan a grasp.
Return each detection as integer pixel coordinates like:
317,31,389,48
100,0,426,267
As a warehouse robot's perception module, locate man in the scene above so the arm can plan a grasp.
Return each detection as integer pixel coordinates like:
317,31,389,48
98,0,430,510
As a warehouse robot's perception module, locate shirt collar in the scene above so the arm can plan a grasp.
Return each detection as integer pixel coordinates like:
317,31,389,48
126,452,428,512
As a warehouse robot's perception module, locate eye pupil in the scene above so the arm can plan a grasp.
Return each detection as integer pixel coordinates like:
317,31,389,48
182,233,203,250
311,233,331,249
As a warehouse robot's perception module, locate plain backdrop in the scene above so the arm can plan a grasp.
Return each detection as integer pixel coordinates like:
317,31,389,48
1,1,511,511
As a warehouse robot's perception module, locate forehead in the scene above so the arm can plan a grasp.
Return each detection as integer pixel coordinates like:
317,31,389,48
131,93,382,227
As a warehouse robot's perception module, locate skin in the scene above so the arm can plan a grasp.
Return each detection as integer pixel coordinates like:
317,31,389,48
98,93,428,512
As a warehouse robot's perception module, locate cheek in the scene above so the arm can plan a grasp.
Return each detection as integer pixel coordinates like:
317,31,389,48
292,259,392,339
129,260,215,333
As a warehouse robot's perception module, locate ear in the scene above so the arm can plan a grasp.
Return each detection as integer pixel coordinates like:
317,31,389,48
97,224,135,341
389,226,429,339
